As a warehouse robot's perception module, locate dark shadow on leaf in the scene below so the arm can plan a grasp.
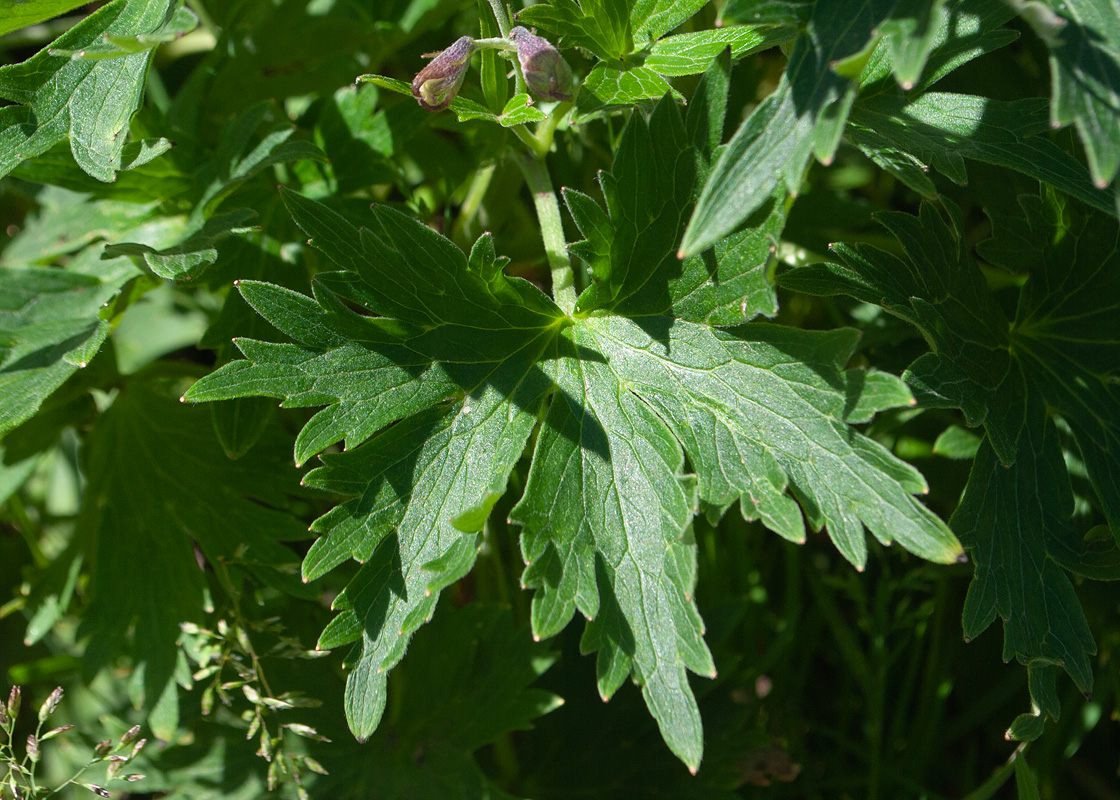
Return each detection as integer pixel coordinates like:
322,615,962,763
4,321,99,371
585,552,637,661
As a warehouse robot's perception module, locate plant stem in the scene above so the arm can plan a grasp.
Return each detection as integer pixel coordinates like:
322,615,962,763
516,153,576,314
485,0,511,36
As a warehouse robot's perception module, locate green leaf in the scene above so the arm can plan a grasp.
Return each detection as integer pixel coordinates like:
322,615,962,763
478,0,509,112
105,102,327,281
184,62,964,766
979,191,1120,533
572,64,679,122
846,93,1116,215
0,0,91,37
513,313,958,768
78,385,309,738
311,604,560,800
186,191,562,742
1014,750,1041,798
0,254,139,436
782,189,1118,727
1017,0,1120,188
933,424,982,459
718,0,811,27
870,0,1017,92
516,0,633,62
680,0,890,256
875,0,948,89
781,202,1015,454
566,93,785,322
630,0,710,43
102,209,259,282
0,0,195,182
954,390,1096,702
0,186,160,266
644,25,795,77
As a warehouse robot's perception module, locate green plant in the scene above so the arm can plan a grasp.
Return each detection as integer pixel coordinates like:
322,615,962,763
1,0,1117,798
1,686,146,798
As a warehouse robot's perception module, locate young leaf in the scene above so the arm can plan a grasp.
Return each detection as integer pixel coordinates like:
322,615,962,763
572,65,678,123
0,0,195,182
567,94,785,323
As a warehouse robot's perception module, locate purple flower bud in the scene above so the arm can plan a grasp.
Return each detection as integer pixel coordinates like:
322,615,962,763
411,36,477,112
38,687,63,722
8,686,21,719
508,27,572,102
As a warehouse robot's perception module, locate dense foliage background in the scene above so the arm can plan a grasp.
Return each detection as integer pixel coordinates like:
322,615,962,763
1,0,1118,798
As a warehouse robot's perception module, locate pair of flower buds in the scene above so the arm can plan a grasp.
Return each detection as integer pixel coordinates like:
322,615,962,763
411,27,572,112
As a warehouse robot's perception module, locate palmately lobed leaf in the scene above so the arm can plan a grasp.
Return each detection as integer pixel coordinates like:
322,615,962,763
780,186,1118,734
183,53,963,771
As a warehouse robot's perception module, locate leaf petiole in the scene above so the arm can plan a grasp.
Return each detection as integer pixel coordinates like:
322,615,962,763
516,152,577,314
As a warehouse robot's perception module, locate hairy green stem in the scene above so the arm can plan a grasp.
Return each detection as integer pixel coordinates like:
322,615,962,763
485,0,511,36
517,154,576,314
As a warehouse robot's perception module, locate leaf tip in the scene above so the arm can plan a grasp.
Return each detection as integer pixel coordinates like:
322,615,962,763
532,633,540,642
956,551,969,565
676,248,686,260
179,396,186,403
688,765,698,776
709,669,717,679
